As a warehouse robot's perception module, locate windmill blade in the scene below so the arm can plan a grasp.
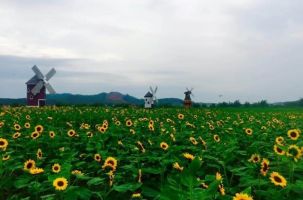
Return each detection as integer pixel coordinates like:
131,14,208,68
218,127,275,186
190,87,194,92
45,68,56,81
154,86,158,94
186,87,190,91
31,80,44,95
149,86,154,94
45,82,56,94
32,65,44,79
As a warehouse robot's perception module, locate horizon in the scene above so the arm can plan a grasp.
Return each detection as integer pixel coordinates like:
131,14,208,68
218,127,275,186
0,1,302,103
1,90,300,104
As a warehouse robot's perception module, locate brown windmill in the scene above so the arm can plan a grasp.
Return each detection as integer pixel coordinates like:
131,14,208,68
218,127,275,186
26,65,56,107
184,87,194,108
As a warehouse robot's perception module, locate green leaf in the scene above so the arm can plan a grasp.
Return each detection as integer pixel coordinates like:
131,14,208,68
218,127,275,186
112,183,142,192
87,177,104,186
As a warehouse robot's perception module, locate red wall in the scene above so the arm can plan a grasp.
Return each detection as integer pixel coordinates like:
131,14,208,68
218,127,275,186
27,85,46,106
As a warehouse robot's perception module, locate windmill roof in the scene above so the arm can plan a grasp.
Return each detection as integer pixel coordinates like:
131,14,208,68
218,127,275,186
26,75,43,85
144,91,153,97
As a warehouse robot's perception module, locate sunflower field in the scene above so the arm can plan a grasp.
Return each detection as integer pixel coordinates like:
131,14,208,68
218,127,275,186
0,106,303,200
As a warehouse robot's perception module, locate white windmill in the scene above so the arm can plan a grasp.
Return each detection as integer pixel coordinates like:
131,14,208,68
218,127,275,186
26,65,56,107
144,86,158,108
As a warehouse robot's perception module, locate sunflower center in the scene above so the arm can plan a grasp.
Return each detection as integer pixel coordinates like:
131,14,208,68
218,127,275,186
0,141,4,145
263,163,268,171
253,157,258,161
274,176,282,183
277,147,283,153
290,132,297,138
57,181,64,186
27,163,33,169
54,166,58,170
108,160,114,165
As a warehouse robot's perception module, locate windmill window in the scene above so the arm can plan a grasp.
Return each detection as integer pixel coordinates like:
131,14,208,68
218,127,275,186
27,88,30,93
30,95,33,100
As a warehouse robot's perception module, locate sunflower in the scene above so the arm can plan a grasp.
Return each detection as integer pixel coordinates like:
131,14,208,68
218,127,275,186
31,131,40,139
35,125,44,133
26,115,31,120
260,158,269,176
214,134,220,142
53,177,68,191
131,192,141,199
245,128,253,135
233,193,253,200
275,136,284,145
287,145,302,161
130,129,136,134
72,170,84,176
52,163,61,173
218,183,225,196
24,122,31,129
86,132,93,137
30,167,44,175
137,141,146,153
126,119,133,127
24,159,36,171
49,131,55,138
274,145,285,156
173,162,183,171
2,154,10,161
183,153,195,161
189,137,198,145
148,124,154,131
216,172,222,181
102,123,108,130
287,129,300,140
200,182,208,189
12,132,21,139
0,138,8,150
209,124,215,130
14,124,21,131
178,114,184,120
99,127,106,133
160,142,169,150
102,163,116,171
248,154,261,163
115,121,121,126
149,120,154,126
37,148,43,159
94,153,102,162
103,157,118,168
269,172,287,188
67,129,76,137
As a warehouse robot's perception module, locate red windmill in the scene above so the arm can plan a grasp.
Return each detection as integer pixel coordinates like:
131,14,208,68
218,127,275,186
26,65,56,107
184,87,194,108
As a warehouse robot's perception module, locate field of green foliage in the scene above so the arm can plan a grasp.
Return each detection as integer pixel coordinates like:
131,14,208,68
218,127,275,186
0,106,302,200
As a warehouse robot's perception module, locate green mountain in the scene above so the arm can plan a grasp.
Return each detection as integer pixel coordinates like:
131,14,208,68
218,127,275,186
0,92,184,106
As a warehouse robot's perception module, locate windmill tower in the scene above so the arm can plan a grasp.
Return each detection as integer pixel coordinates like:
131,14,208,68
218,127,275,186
26,65,56,107
184,87,194,108
144,86,158,108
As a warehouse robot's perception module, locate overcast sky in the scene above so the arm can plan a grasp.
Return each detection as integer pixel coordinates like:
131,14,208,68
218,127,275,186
0,0,302,103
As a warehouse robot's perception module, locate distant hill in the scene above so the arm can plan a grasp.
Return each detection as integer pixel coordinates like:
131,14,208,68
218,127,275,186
0,92,184,106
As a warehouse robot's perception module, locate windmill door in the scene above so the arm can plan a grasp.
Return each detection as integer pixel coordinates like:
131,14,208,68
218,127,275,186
38,99,46,107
